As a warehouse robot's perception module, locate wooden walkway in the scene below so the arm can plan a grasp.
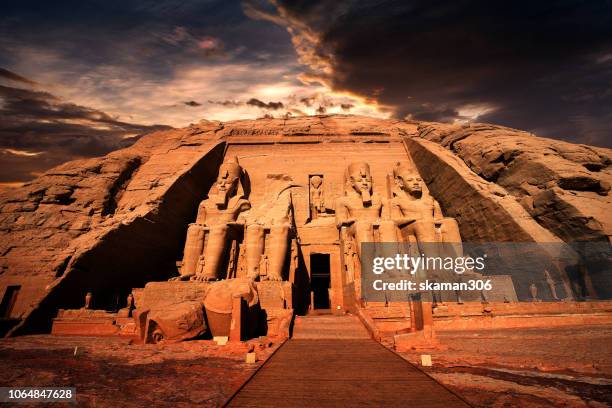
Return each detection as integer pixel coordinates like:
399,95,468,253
226,316,470,407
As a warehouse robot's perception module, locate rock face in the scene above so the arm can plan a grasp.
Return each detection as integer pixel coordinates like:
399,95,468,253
0,115,610,335
415,122,611,243
405,137,562,243
0,121,227,334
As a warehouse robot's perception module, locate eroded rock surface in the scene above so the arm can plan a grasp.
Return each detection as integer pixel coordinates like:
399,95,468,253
0,121,227,334
415,122,612,243
0,115,609,335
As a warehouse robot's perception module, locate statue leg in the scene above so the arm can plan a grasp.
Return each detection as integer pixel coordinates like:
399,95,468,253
379,220,401,276
439,218,461,243
379,220,399,242
177,224,205,280
413,220,438,250
352,221,374,259
245,223,265,279
310,204,318,220
267,222,290,281
438,218,465,260
414,220,457,282
198,224,229,280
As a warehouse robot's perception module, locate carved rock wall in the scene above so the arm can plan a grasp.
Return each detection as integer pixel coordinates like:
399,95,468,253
1,115,610,334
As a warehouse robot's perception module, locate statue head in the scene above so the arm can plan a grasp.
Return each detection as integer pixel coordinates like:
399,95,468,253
346,162,373,194
345,162,373,205
214,156,245,206
393,162,423,198
310,175,322,189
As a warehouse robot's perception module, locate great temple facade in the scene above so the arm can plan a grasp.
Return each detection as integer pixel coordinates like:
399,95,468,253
0,115,610,345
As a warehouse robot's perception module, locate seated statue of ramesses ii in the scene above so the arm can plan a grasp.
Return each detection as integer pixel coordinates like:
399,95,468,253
389,162,461,245
335,162,397,259
172,156,250,281
243,174,297,281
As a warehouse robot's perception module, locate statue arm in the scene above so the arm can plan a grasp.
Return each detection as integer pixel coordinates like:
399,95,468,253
391,201,415,227
335,199,355,229
229,200,251,226
433,199,444,222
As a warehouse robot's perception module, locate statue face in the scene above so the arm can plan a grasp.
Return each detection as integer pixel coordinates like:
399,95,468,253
349,166,372,194
216,166,239,195
398,172,423,195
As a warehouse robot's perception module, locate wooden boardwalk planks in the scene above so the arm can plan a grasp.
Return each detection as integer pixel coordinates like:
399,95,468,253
226,338,470,407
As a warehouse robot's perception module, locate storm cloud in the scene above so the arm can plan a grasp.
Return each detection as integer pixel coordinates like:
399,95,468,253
246,98,284,110
254,0,612,146
1,0,610,188
0,70,169,183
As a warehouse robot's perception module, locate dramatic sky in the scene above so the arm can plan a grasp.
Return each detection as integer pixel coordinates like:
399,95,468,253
1,0,611,187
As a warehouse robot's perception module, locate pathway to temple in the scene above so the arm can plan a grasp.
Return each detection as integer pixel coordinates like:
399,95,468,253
225,315,470,407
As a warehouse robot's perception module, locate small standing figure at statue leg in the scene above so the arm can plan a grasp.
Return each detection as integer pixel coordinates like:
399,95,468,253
309,175,325,221
84,291,92,310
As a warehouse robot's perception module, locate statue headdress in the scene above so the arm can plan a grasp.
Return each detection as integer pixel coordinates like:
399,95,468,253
344,162,372,194
391,161,427,198
212,156,249,199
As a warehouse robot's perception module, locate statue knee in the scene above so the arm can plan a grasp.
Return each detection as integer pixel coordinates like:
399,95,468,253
246,224,263,238
248,222,263,231
356,231,371,243
414,220,438,243
209,225,228,237
354,221,372,235
186,223,205,238
270,224,289,236
439,218,462,242
379,220,398,241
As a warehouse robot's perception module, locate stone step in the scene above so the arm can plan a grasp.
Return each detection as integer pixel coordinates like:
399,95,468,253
292,315,371,339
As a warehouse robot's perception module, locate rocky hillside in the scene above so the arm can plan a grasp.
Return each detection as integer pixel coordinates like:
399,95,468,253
0,115,610,334
415,122,611,242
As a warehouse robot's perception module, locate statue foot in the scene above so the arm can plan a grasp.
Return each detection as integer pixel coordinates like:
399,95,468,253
191,274,216,282
263,274,283,282
169,274,192,282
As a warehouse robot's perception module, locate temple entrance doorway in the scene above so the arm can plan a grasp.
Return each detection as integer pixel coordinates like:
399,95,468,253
310,254,331,310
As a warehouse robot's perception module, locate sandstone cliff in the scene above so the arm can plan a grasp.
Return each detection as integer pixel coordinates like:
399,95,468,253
0,115,610,334
414,122,611,243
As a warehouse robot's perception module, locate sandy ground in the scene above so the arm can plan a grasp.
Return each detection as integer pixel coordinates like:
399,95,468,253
1,326,611,407
0,335,280,407
399,325,612,408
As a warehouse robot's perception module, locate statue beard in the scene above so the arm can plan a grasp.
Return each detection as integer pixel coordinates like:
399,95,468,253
409,188,423,199
215,185,235,208
354,185,372,206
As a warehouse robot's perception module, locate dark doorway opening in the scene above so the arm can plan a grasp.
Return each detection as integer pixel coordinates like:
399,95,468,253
0,285,21,318
310,254,330,309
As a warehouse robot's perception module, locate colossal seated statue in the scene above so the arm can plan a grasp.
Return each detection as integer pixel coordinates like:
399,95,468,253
244,174,296,281
389,162,462,245
389,162,465,281
336,162,396,259
172,156,251,281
